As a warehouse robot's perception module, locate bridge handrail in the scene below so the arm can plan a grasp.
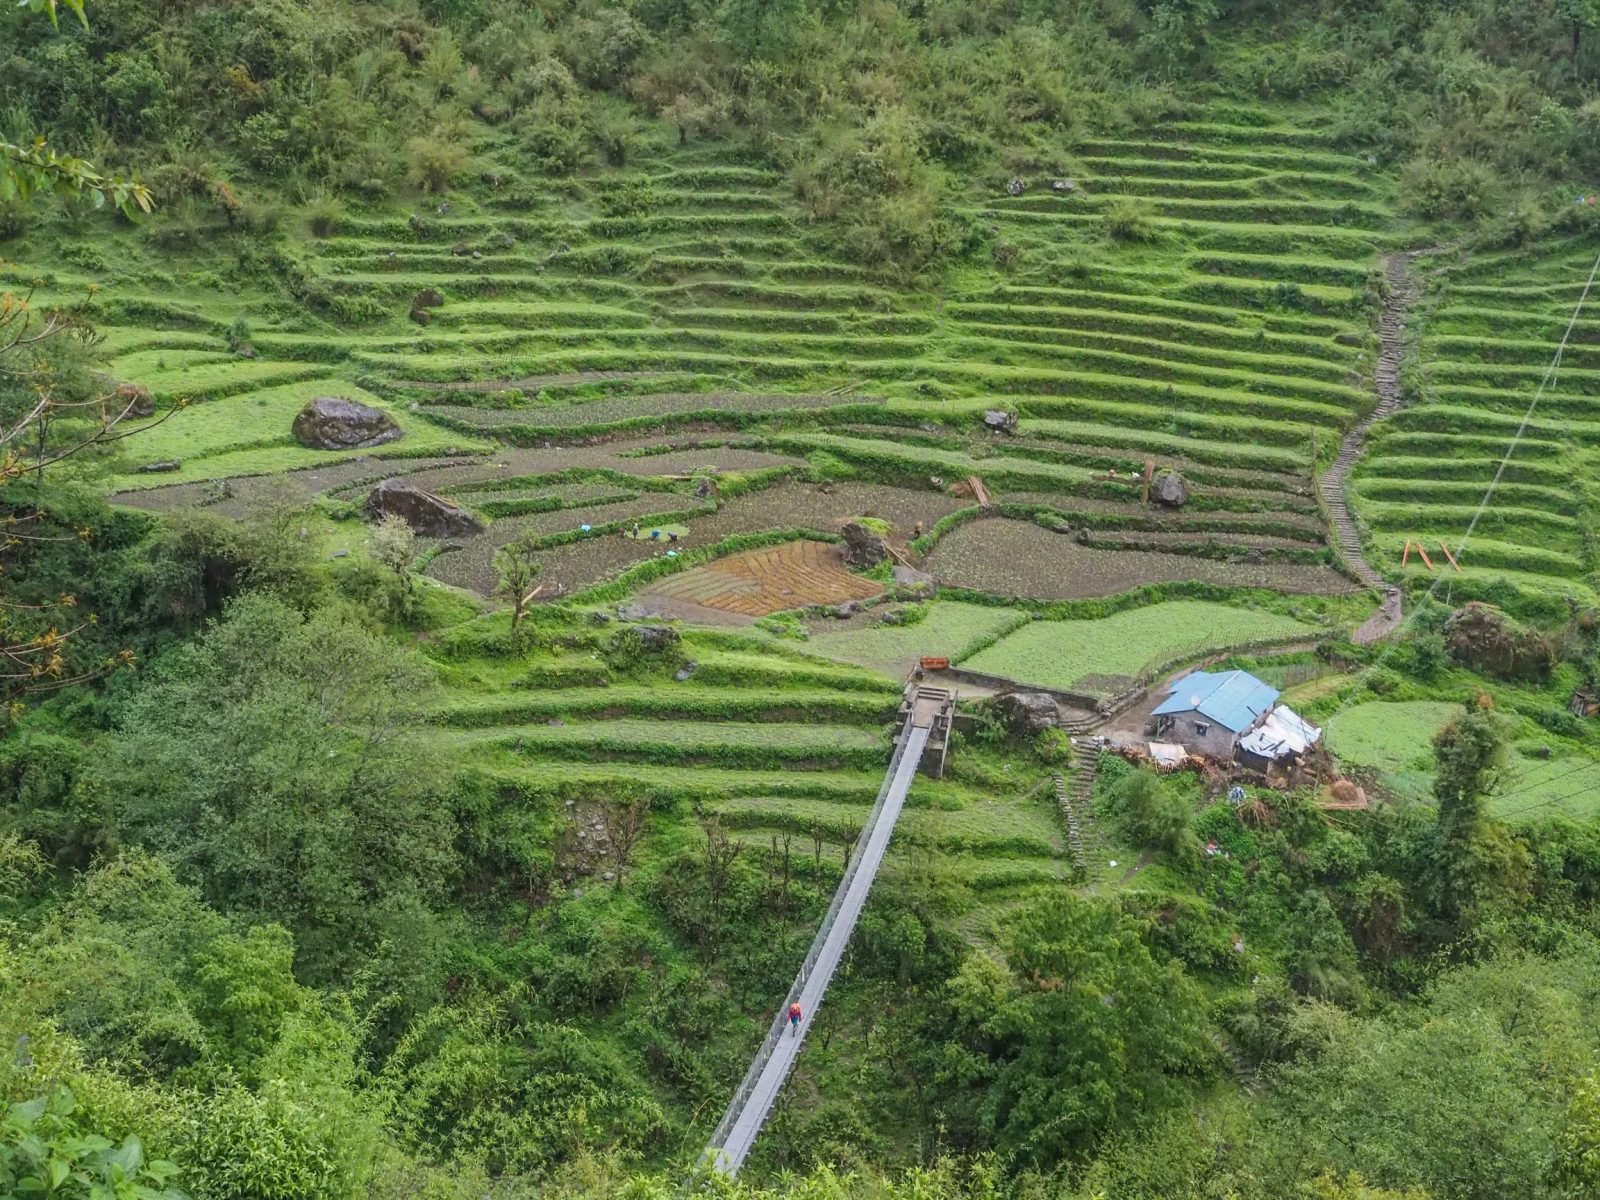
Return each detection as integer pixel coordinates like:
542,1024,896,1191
703,728,917,1156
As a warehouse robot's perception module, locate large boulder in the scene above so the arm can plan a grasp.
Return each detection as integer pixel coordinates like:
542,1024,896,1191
114,383,156,418
1152,470,1189,508
366,478,484,537
1442,602,1555,681
992,691,1058,737
892,564,936,599
839,521,888,568
292,396,402,450
982,408,1019,434
409,288,444,325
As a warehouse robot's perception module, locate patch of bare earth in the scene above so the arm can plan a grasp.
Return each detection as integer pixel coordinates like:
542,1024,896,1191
109,456,473,518
925,518,1356,599
425,479,955,598
643,540,883,617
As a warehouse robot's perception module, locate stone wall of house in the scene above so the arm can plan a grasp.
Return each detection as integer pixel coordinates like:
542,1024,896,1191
1157,710,1240,759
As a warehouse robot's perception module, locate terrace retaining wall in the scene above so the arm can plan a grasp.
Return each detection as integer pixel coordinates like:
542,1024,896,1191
938,666,1108,712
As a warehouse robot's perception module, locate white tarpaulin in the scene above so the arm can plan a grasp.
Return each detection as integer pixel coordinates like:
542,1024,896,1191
1238,705,1321,761
1148,741,1189,768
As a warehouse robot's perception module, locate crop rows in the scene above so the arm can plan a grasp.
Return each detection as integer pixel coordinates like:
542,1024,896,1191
73,116,1425,604
428,625,1069,927
1353,234,1600,607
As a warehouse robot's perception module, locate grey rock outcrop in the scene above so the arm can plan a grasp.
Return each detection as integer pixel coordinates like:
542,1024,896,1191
366,478,484,537
292,396,402,450
892,565,936,598
115,383,156,418
839,521,888,568
993,691,1058,736
1152,470,1189,508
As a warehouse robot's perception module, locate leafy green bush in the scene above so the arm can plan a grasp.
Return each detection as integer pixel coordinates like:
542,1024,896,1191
603,623,683,672
1100,767,1196,859
1401,155,1499,221
1102,195,1156,241
406,133,468,193
0,1085,184,1200
880,602,928,628
304,195,343,237
792,106,951,275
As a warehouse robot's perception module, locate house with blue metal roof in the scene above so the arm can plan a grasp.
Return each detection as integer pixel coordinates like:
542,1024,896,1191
1151,669,1281,759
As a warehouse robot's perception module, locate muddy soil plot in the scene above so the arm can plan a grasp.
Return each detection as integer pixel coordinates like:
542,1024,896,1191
1013,434,1313,493
339,437,803,500
443,481,641,506
925,518,1356,599
424,499,709,596
1000,491,1329,540
110,456,473,519
422,392,879,430
1082,530,1325,553
689,481,967,541
425,479,958,598
642,540,884,619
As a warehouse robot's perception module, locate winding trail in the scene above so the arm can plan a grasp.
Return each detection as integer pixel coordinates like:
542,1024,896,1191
1319,251,1421,643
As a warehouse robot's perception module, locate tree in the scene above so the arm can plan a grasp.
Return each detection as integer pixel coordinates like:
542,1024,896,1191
0,288,176,722
948,894,1213,1167
1305,1173,1432,1200
103,595,455,980
1,139,152,218
369,513,417,599
16,0,86,28
1262,950,1600,1200
1429,699,1528,922
598,791,651,889
494,534,543,634
1559,0,1600,57
3,1,153,216
698,816,743,962
23,851,321,1083
1554,1071,1600,1196
0,832,45,902
1102,767,1195,859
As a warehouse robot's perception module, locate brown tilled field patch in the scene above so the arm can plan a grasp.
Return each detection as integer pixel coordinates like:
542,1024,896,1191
643,540,883,617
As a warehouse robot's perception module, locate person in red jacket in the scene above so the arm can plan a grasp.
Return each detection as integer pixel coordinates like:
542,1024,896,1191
788,1002,802,1035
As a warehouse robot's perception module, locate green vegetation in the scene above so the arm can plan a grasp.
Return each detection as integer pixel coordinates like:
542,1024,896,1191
1354,234,1600,614
962,600,1322,691
1326,701,1464,776
14,2,1600,1199
807,602,1026,678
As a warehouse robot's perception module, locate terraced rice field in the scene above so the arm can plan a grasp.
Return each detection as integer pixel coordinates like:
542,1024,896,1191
960,601,1322,692
37,108,1430,611
807,602,1029,678
1353,235,1600,609
432,626,1072,928
13,108,1439,947
926,519,1354,599
641,540,883,620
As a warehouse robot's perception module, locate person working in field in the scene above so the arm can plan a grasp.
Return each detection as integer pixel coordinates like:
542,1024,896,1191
788,1002,802,1035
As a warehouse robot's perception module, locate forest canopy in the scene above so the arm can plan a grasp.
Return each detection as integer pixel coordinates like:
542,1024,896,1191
8,1,1600,266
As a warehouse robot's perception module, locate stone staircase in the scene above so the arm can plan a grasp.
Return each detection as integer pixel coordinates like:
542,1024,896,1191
1055,737,1105,877
1318,250,1420,640
1051,770,1085,874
